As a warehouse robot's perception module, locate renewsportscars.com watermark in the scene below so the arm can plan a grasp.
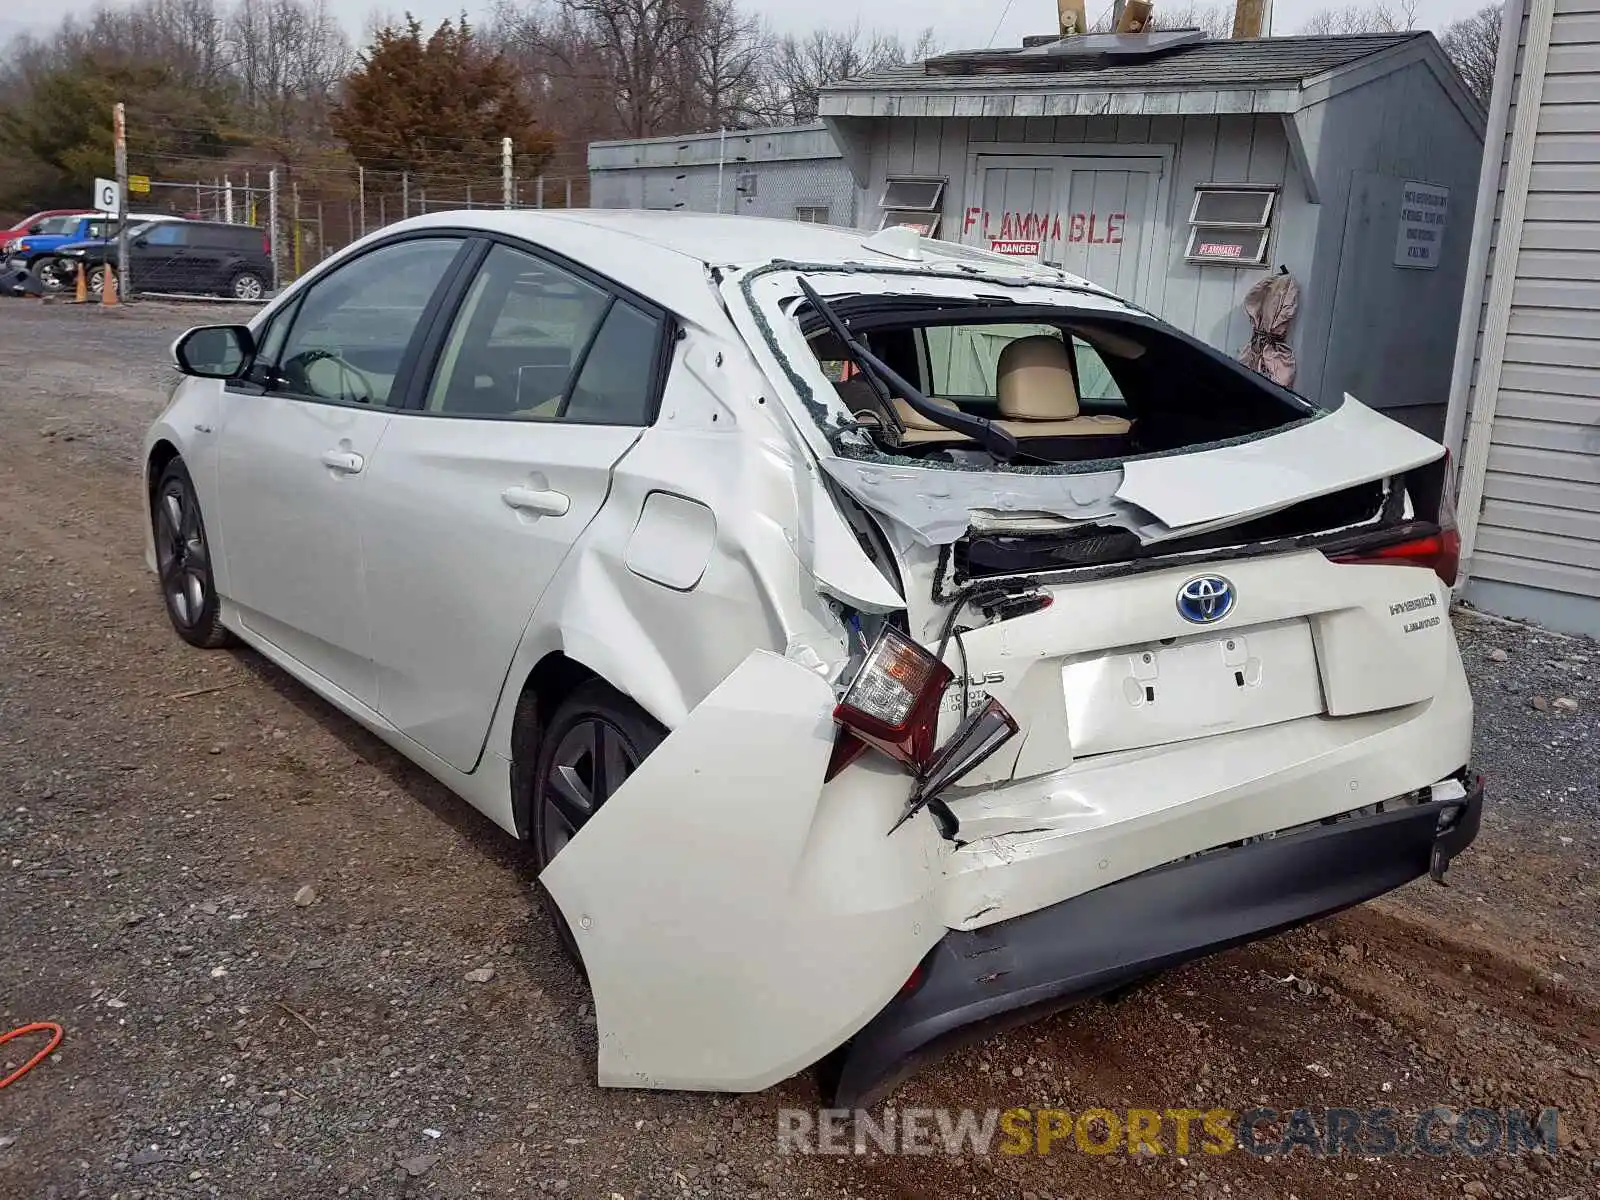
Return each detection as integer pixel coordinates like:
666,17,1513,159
778,1106,1563,1159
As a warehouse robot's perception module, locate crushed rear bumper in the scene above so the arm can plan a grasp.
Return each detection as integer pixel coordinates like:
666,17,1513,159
826,775,1483,1108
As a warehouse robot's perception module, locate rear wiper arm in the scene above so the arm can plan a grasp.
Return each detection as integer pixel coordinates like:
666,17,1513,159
796,277,1019,462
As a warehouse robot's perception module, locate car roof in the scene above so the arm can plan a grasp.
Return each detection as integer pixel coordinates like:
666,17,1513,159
391,209,1104,326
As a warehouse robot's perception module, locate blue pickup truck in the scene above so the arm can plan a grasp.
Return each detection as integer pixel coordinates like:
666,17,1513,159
4,212,181,291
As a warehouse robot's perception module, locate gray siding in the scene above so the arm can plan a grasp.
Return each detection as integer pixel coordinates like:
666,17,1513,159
1290,58,1486,436
588,125,856,226
1461,0,1600,631
855,113,1311,363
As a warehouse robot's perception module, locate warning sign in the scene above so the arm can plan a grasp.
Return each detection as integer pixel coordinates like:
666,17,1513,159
1394,180,1448,270
991,240,1040,257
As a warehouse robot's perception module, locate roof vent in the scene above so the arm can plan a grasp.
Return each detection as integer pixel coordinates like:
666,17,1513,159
926,29,1206,75
860,225,925,262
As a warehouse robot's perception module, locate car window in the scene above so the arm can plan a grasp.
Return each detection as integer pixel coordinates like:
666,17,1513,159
269,237,462,407
563,301,664,425
923,323,1064,400
425,243,612,420
1072,337,1127,410
144,224,185,246
37,216,79,235
87,220,118,240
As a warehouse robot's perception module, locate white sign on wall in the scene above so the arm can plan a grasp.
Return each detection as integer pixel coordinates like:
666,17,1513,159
93,177,121,214
1394,180,1449,269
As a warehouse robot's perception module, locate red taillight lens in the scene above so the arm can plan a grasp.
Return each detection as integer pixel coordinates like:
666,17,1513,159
1332,527,1460,587
262,235,271,255
832,625,952,770
1332,452,1460,586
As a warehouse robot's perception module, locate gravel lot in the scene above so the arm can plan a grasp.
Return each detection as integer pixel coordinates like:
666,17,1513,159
1,300,1597,1200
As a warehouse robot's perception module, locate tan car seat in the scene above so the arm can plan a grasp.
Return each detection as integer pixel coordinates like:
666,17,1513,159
995,336,1133,438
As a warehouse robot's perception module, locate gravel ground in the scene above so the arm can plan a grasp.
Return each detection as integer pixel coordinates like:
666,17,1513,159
0,301,1597,1200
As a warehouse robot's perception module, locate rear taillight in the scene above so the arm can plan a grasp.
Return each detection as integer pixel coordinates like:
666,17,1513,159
262,234,271,256
1332,451,1460,586
832,625,952,769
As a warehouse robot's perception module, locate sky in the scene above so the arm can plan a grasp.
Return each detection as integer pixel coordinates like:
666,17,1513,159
6,0,1491,49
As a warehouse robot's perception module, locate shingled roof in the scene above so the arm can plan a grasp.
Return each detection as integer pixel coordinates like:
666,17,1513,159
820,32,1424,98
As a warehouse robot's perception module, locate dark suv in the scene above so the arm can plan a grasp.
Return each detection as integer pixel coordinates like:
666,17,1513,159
58,220,272,300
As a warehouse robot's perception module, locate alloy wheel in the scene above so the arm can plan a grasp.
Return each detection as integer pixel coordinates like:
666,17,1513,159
36,260,63,291
232,273,264,301
539,717,641,860
154,478,210,630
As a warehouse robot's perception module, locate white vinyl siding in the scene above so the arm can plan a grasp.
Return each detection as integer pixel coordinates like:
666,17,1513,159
1462,0,1600,630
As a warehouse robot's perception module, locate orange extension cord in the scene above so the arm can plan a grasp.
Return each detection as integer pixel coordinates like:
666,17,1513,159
0,1022,64,1089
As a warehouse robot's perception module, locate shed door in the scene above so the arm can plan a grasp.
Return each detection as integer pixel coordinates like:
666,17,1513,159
968,155,1162,306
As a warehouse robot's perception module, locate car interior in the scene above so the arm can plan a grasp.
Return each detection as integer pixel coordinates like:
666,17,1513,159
806,305,1312,466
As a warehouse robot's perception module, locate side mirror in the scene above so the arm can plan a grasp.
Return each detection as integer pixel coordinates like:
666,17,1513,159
174,324,255,379
26,224,42,234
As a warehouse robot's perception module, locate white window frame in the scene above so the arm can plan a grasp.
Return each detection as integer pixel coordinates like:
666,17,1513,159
1185,184,1277,267
878,210,942,236
879,176,945,212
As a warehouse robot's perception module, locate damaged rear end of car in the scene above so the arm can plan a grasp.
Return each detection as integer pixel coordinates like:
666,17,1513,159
543,250,1482,1109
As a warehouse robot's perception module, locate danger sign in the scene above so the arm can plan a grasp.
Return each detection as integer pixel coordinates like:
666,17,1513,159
991,240,1040,256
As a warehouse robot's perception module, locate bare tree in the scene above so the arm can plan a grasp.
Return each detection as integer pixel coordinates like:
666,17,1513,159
753,23,935,123
1440,2,1503,102
1297,0,1418,34
229,0,353,145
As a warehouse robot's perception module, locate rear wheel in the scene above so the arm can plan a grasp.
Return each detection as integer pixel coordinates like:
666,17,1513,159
228,270,265,301
87,265,111,297
151,459,233,649
522,681,663,967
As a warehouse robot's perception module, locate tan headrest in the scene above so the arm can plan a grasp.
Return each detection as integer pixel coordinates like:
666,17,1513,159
997,335,1080,421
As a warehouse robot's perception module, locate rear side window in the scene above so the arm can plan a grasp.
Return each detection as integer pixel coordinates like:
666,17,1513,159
563,301,663,425
145,224,185,246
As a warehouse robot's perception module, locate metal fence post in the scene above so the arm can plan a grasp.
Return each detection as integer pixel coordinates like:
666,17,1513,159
113,101,130,299
358,164,366,238
267,168,280,293
502,137,513,209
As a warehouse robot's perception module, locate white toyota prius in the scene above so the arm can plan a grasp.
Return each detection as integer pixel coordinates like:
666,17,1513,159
144,210,1482,1105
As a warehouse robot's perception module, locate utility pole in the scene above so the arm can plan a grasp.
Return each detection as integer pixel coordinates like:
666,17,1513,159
358,164,366,237
113,102,130,299
502,136,513,209
267,168,280,294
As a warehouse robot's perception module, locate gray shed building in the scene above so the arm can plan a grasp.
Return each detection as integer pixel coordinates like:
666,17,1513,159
818,32,1486,435
1444,0,1600,637
588,122,857,227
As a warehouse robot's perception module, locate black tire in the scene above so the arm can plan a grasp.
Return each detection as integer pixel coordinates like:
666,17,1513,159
520,680,663,968
33,257,65,292
151,459,234,649
228,270,265,301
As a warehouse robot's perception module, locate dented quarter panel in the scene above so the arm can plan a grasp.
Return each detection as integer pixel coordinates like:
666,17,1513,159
542,651,946,1091
484,322,889,760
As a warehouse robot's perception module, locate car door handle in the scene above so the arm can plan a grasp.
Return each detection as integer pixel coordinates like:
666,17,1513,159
320,449,365,474
501,485,570,517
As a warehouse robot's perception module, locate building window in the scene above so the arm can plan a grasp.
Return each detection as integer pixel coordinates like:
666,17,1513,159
795,206,830,224
877,176,946,237
1185,186,1277,266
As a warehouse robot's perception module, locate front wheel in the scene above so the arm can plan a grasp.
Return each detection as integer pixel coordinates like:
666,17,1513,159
87,265,111,297
152,459,233,649
228,270,265,301
33,257,68,292
523,682,663,967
